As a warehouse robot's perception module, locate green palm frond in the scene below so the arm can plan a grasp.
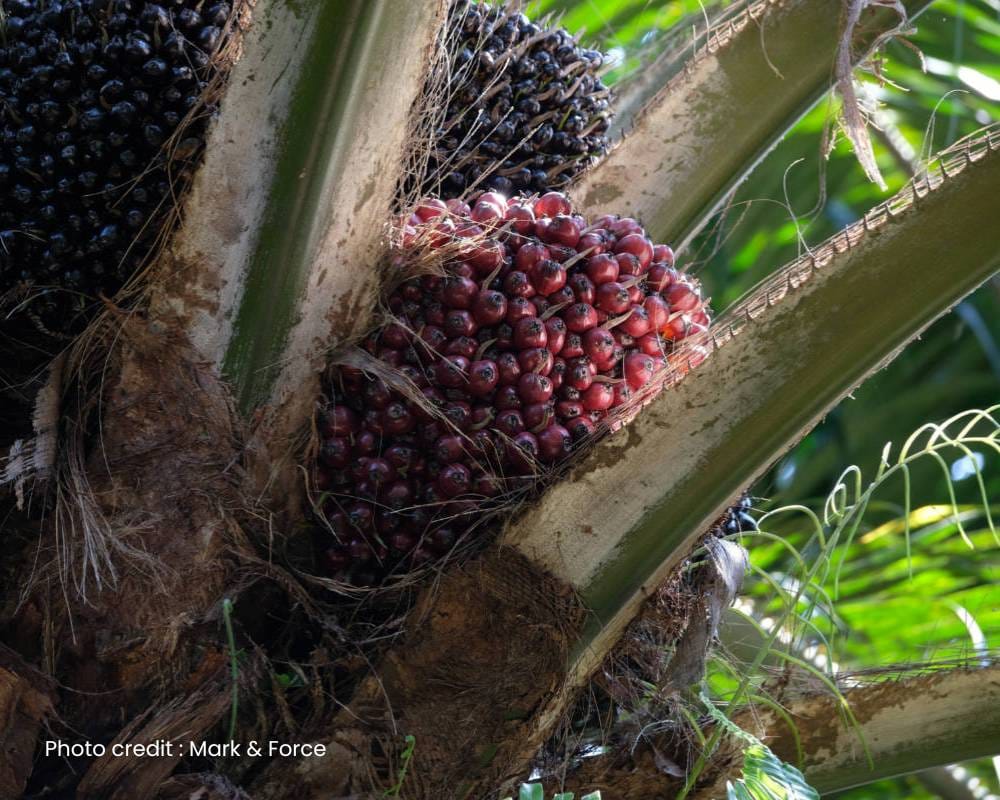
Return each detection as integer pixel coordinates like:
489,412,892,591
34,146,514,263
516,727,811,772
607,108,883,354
505,783,601,800
727,743,819,800
689,407,1000,795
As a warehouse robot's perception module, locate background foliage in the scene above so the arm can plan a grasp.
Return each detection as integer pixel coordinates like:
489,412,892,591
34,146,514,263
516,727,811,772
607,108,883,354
527,0,1000,796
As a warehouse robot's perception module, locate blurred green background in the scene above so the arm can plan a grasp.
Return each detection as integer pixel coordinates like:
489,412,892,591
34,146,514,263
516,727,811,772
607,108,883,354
525,1,1000,796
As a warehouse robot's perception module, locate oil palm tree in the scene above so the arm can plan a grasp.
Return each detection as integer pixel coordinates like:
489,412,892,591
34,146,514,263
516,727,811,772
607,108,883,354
1,1,998,799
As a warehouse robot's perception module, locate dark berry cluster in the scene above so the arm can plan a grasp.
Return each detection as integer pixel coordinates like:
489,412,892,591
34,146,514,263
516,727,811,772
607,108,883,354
315,191,711,584
422,0,611,198
0,0,229,332
721,494,757,535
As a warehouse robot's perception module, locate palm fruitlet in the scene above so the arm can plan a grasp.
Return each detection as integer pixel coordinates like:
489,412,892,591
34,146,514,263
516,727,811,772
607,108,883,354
316,190,711,584
724,494,757,535
422,0,611,198
0,0,230,332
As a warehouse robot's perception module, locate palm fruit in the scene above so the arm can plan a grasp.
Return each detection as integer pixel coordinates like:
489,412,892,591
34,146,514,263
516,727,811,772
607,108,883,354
0,0,230,333
315,190,711,585
723,494,757,534
421,0,611,199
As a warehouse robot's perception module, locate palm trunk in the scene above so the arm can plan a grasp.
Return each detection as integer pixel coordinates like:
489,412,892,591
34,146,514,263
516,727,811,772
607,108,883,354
1,1,998,798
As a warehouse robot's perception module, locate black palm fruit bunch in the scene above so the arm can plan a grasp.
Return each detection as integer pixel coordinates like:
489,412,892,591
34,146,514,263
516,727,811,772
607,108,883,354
0,0,232,334
314,190,712,586
421,0,612,199
722,493,757,534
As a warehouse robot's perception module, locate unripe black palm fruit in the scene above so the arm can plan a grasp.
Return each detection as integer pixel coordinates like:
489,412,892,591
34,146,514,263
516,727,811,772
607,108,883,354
723,494,757,534
420,0,612,199
0,0,232,334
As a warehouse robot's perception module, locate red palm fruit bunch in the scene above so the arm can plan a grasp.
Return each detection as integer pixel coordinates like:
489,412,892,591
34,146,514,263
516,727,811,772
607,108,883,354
315,190,711,585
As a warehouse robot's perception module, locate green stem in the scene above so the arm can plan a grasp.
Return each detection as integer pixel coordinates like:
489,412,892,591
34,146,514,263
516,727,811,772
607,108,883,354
506,130,1000,688
222,597,239,742
222,0,443,413
575,0,933,250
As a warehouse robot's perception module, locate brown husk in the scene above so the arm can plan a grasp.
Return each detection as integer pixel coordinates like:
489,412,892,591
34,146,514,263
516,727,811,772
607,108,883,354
250,547,587,799
1,312,247,721
0,645,56,800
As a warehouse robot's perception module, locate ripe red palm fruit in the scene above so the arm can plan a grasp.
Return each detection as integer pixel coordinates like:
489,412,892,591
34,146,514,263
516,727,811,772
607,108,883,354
496,352,522,386
537,424,573,462
624,352,656,390
506,297,537,324
581,382,615,412
524,402,555,432
320,438,351,469
508,431,540,472
535,192,573,218
518,347,553,376
545,317,567,354
468,360,500,396
543,216,581,248
582,328,616,368
434,355,470,388
561,333,585,359
596,282,631,314
321,406,360,437
496,409,526,437
495,385,522,410
532,260,567,295
316,191,712,583
517,372,554,404
585,254,619,286
615,233,654,271
513,316,548,349
664,281,702,312
619,305,652,338
505,271,536,299
567,360,594,391
569,274,597,305
565,303,599,333
566,416,596,441
516,243,551,272
473,290,508,325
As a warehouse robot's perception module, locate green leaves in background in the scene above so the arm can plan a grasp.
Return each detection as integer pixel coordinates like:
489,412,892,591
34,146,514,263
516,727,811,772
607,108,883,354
728,744,819,800
506,783,600,800
722,406,1000,796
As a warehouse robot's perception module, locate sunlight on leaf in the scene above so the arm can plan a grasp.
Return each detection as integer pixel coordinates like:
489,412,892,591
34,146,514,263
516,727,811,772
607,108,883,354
859,504,956,544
